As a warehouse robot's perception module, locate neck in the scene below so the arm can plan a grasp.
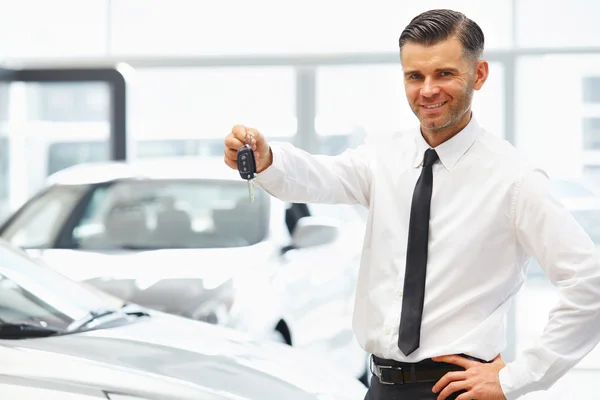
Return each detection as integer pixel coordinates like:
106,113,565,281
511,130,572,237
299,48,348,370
421,111,472,148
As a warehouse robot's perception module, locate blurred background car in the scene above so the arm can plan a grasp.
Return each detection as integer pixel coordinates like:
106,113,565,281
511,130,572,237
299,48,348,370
0,157,371,385
0,238,367,400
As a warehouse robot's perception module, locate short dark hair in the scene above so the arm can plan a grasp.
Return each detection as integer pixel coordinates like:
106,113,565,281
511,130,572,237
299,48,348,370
399,9,484,61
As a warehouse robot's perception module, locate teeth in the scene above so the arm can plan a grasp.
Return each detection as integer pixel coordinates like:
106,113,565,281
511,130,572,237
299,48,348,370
424,102,446,109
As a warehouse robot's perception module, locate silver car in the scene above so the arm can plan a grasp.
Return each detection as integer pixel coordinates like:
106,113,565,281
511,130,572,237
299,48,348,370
0,239,367,399
0,157,370,385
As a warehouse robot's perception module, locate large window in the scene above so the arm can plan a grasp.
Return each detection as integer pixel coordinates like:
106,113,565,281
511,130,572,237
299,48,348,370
514,54,600,381
47,142,109,176
0,84,9,213
0,0,513,58
583,118,600,150
516,55,600,187
582,77,600,104
128,67,296,155
316,64,412,155
26,83,109,122
0,0,108,58
0,138,8,203
110,0,513,56
516,0,600,48
0,81,112,219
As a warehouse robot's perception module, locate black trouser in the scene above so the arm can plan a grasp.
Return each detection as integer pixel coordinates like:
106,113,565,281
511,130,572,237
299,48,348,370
364,355,489,400
364,376,465,400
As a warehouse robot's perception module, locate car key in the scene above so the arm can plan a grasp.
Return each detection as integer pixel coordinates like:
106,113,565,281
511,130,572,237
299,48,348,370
237,135,257,203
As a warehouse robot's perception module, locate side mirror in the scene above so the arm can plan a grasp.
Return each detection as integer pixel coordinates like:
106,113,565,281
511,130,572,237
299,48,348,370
290,216,339,249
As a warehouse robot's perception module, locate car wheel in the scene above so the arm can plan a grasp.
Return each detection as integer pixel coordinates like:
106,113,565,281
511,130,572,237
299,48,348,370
273,320,292,345
270,329,288,344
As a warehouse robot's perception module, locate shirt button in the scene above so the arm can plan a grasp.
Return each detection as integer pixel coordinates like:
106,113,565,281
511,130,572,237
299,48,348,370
384,327,391,335
397,290,403,297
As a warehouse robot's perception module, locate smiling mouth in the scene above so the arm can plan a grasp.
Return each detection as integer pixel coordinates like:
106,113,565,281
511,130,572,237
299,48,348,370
421,101,448,109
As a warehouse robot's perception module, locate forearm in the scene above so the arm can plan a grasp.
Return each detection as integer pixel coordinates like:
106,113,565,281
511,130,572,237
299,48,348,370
499,257,600,398
506,168,600,398
253,142,372,206
500,166,600,399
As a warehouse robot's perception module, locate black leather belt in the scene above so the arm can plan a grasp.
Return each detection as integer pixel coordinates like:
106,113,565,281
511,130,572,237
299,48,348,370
370,354,491,385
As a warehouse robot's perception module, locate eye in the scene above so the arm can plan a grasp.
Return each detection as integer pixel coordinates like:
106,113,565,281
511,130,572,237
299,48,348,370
439,71,453,77
408,73,423,80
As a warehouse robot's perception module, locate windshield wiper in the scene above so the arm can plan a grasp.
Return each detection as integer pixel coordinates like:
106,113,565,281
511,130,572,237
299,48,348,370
67,308,125,332
120,302,151,317
68,305,150,332
0,322,61,339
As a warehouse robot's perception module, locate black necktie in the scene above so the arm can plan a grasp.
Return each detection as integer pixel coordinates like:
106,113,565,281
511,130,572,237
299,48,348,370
398,148,439,356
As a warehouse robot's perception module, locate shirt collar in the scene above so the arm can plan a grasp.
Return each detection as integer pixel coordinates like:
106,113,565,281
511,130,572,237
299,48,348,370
413,115,481,170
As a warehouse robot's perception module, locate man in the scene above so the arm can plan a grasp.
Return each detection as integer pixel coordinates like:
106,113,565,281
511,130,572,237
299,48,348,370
223,9,600,400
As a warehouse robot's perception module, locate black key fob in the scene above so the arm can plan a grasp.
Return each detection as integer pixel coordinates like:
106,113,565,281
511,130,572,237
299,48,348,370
237,144,257,180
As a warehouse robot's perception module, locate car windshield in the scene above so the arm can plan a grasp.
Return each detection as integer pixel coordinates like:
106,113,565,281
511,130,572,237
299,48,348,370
0,240,122,330
71,179,268,250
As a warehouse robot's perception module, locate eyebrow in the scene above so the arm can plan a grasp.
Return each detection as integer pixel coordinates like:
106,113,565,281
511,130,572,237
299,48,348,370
404,67,461,76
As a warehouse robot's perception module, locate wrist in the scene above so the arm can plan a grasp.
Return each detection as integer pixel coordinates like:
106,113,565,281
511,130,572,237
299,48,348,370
257,146,273,173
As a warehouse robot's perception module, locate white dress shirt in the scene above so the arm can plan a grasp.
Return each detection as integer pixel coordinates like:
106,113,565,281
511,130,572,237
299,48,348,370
253,116,600,399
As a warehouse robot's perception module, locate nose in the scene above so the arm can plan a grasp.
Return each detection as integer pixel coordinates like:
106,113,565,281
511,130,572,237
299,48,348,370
420,77,440,98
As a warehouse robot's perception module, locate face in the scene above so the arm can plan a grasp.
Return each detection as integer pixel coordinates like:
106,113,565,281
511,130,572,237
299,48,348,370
400,38,488,137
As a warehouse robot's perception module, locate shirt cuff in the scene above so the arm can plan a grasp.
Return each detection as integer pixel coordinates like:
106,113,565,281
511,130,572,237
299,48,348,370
254,144,286,188
499,362,529,399
499,349,555,400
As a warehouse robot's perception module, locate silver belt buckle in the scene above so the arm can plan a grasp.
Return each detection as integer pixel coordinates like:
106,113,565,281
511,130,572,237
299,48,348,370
377,365,396,385
370,355,402,385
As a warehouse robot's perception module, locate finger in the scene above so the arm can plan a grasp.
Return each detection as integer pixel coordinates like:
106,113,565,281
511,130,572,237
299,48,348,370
223,156,237,170
432,355,476,369
245,127,262,150
225,134,245,151
437,381,469,400
224,147,238,161
231,125,249,142
432,371,468,393
455,393,473,400
248,127,269,151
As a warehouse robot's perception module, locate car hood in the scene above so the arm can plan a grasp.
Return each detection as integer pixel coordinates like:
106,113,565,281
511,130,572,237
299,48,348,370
1,312,366,400
35,244,276,283
32,244,281,315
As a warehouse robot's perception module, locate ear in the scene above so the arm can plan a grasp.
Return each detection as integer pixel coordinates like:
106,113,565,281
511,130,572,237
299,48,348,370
473,60,489,91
